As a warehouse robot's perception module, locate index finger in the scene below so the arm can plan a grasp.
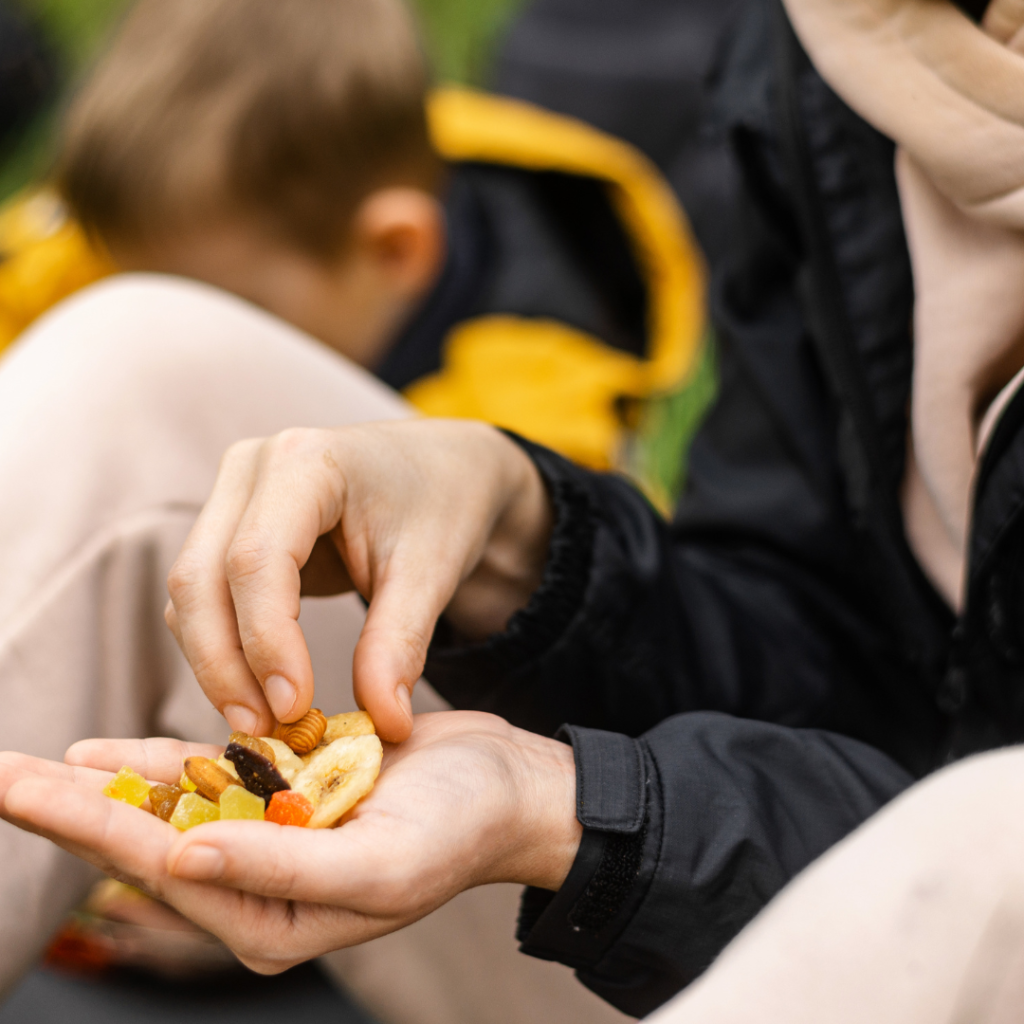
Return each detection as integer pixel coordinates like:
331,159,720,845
167,439,276,735
65,738,224,781
225,429,350,724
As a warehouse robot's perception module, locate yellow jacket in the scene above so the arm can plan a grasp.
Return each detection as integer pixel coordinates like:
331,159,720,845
0,88,706,507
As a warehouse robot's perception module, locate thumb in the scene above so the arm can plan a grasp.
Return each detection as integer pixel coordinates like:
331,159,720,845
352,575,450,742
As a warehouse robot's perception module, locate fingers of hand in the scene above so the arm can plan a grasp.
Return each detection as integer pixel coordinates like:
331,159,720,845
0,751,105,798
352,574,456,743
984,0,1024,43
167,820,386,908
167,440,275,734
64,738,223,780
2,774,174,882
227,430,351,723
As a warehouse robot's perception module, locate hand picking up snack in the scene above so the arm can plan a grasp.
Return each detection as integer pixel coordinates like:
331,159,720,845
103,710,383,831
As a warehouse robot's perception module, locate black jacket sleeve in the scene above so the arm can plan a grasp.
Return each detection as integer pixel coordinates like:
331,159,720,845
425,438,916,1016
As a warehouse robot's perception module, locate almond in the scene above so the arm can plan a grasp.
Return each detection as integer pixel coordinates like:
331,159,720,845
183,756,236,803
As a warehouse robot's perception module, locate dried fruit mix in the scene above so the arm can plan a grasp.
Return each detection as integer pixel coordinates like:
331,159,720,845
103,710,382,831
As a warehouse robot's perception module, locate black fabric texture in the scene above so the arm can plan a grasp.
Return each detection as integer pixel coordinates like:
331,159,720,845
0,1,56,159
517,828,614,966
375,158,653,392
464,164,650,356
421,0,1018,1014
567,827,646,934
494,0,744,267
559,725,644,832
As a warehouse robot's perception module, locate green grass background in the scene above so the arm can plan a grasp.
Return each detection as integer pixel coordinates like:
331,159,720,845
1,0,527,202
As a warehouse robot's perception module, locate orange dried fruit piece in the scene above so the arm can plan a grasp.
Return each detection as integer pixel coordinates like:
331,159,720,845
103,766,151,807
169,792,220,831
266,790,314,827
149,783,184,822
220,785,265,821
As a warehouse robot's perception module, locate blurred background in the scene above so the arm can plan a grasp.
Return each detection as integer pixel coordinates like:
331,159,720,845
0,0,735,1019
0,0,528,201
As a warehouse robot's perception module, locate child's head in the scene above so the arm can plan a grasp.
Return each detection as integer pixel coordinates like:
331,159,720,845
58,0,446,366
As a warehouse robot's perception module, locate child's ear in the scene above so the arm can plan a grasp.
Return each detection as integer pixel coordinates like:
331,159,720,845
353,188,446,298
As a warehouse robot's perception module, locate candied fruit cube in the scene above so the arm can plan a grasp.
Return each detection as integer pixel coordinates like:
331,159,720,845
169,792,220,831
148,784,184,822
179,771,197,793
103,766,151,807
219,785,265,821
266,790,314,827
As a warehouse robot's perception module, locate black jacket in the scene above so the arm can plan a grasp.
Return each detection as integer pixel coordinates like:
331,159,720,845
427,0,1024,1017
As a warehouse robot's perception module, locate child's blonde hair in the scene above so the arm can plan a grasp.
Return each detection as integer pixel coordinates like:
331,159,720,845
58,0,440,258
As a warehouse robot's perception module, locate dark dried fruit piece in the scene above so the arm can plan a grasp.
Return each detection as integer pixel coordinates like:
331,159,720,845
184,757,236,803
149,783,184,822
228,732,276,764
224,742,290,804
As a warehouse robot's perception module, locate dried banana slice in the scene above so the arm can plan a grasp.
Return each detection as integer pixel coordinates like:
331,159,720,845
260,738,305,784
291,735,383,829
215,755,241,781
323,711,375,745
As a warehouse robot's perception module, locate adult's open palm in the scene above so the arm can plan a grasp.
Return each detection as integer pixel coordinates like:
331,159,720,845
0,712,578,974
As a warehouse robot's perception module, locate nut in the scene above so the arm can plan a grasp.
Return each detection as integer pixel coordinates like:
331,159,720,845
183,757,236,803
228,732,276,764
277,708,327,755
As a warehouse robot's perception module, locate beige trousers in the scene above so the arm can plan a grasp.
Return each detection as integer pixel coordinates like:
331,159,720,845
0,275,628,1023
651,745,1024,1024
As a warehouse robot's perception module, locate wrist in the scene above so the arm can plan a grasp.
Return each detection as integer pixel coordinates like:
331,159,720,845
492,727,582,891
445,427,553,638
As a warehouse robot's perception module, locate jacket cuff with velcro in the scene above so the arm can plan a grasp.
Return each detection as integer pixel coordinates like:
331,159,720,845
516,725,659,971
424,433,595,695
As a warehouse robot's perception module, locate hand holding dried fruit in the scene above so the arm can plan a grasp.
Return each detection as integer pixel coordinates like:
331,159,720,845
0,711,579,977
104,710,383,832
163,421,552,742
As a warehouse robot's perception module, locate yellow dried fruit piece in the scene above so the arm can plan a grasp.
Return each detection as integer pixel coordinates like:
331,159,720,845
292,735,383,829
219,785,265,821
103,766,151,807
215,755,241,781
169,792,220,831
260,738,305,784
179,771,197,793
